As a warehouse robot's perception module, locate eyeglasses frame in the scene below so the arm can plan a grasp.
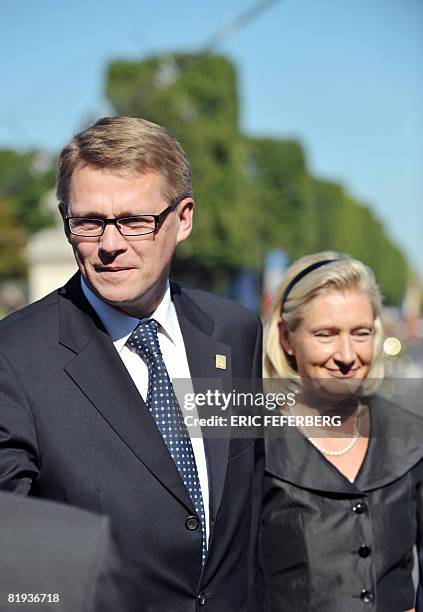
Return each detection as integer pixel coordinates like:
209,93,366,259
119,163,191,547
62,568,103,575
65,195,188,237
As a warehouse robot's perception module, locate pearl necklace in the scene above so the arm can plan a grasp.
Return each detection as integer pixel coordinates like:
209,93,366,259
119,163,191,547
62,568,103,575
308,424,359,456
290,406,359,456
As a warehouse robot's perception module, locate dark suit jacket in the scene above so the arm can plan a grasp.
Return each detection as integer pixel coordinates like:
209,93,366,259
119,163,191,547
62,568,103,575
0,491,138,612
0,274,264,612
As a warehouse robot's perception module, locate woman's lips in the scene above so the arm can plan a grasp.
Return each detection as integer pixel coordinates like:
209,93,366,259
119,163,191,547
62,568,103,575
325,368,360,378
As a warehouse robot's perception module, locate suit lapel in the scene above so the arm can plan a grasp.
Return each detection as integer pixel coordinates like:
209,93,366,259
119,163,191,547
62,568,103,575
171,283,232,522
58,275,195,514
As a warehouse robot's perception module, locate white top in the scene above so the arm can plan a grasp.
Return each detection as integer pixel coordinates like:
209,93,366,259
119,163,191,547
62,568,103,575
81,277,210,544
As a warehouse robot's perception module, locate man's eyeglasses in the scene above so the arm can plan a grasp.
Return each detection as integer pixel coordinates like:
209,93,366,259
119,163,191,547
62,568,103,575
65,198,185,237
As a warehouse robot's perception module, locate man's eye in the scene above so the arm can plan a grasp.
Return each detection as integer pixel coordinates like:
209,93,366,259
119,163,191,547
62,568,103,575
120,217,154,229
74,218,101,230
353,330,373,338
314,331,334,338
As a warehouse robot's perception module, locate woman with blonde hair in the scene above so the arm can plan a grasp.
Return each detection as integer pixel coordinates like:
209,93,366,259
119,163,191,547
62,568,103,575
261,251,423,612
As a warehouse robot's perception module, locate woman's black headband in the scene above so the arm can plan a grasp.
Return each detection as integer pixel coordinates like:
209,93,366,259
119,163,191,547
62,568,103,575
280,259,339,315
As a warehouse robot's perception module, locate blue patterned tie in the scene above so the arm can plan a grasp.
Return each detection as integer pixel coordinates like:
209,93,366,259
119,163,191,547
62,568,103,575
127,319,207,564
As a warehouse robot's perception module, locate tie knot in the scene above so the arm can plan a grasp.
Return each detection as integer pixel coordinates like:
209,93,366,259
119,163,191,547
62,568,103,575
127,319,160,361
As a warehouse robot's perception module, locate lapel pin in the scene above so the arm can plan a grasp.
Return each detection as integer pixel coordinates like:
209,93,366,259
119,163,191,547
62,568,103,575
215,354,227,370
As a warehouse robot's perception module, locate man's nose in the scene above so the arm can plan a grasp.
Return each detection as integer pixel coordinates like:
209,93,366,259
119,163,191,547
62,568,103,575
99,223,127,255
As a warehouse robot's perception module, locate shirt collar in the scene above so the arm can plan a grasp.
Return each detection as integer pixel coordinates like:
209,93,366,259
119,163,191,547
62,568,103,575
80,276,178,353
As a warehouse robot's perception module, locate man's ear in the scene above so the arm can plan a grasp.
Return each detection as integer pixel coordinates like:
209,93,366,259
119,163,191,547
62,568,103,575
176,198,194,245
278,319,294,356
62,218,72,245
59,203,72,244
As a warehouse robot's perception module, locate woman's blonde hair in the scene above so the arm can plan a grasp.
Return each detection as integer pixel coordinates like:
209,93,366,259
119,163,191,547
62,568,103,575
264,251,385,386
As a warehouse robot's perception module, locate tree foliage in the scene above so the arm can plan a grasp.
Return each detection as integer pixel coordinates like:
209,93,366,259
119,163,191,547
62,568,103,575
0,150,55,233
0,150,56,282
106,54,263,289
105,52,409,303
244,138,317,260
310,179,408,301
0,199,27,279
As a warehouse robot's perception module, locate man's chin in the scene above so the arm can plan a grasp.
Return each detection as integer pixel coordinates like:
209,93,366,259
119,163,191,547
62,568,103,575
95,287,162,318
83,272,166,317
87,281,142,309
101,292,142,309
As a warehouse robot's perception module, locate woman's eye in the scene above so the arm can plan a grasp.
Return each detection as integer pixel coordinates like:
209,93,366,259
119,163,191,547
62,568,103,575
354,330,373,338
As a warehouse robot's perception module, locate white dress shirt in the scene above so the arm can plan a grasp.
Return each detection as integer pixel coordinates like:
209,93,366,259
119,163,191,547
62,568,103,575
81,277,210,544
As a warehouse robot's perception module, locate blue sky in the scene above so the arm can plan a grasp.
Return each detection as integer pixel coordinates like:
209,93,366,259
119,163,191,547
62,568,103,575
2,0,422,278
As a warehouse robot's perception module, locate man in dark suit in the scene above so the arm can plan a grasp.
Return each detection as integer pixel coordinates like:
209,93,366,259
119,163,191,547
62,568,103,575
0,117,263,611
0,491,138,611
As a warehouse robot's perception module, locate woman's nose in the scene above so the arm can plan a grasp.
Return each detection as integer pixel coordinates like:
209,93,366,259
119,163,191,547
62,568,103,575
333,335,356,366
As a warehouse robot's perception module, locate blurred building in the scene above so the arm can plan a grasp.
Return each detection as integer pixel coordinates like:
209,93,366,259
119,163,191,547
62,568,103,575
26,191,76,303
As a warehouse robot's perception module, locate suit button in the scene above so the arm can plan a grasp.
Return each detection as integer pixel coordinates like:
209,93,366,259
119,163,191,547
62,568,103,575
358,545,371,558
198,592,206,606
185,516,199,531
360,589,374,603
353,502,367,514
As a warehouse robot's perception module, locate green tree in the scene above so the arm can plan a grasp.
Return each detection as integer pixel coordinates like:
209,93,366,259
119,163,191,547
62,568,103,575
105,51,409,303
310,179,408,303
0,199,27,279
0,149,56,233
245,138,317,259
106,53,263,289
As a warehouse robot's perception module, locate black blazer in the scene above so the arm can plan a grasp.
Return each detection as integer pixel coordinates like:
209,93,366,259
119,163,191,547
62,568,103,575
0,491,138,612
261,396,423,612
0,274,264,612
